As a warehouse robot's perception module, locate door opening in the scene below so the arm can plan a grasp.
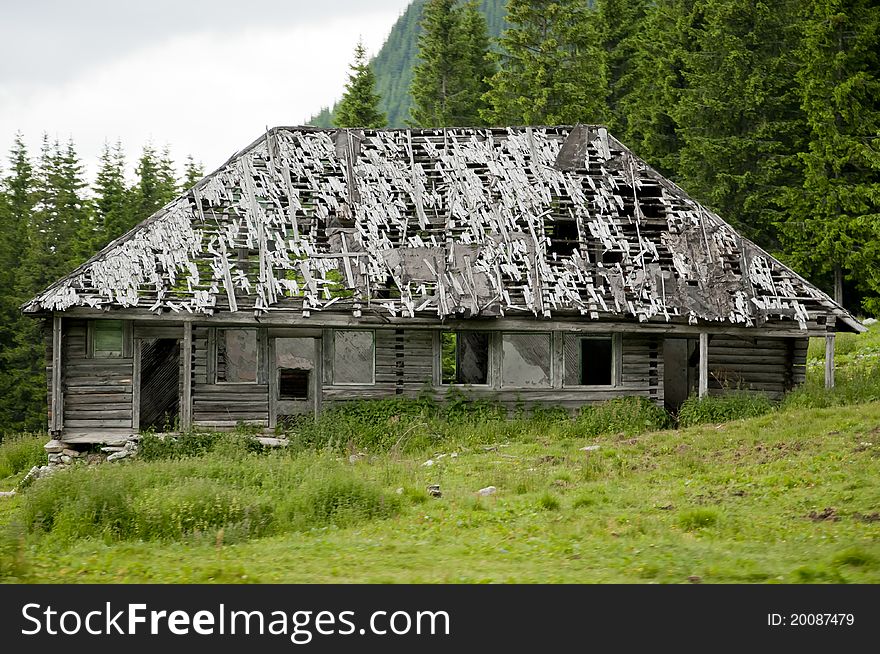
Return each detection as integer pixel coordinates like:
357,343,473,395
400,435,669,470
139,338,181,431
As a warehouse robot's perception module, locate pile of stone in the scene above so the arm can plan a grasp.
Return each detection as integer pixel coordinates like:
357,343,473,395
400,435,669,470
101,439,138,462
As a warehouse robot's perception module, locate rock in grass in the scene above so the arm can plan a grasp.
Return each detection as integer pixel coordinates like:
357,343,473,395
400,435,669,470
43,439,64,454
0,490,15,498
422,459,434,467
477,486,496,496
580,445,601,452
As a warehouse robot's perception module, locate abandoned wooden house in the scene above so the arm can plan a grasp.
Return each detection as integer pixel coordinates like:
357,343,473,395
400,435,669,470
22,125,864,445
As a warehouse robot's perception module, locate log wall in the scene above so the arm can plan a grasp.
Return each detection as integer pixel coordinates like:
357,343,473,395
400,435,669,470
61,319,133,431
708,335,808,399
52,318,808,438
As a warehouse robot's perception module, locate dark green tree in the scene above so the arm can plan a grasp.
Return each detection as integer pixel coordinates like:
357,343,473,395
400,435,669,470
335,41,387,129
94,140,134,246
617,0,698,177
481,0,607,125
782,0,880,310
596,0,651,135
675,0,806,248
410,0,492,126
134,143,178,221
182,155,206,189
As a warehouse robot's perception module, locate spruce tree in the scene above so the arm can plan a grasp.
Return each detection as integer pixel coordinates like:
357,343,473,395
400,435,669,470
336,41,387,129
617,0,698,178
675,0,806,248
481,0,607,126
410,0,491,127
595,0,651,135
94,140,134,245
460,1,495,123
783,0,880,310
134,144,178,222
182,155,206,189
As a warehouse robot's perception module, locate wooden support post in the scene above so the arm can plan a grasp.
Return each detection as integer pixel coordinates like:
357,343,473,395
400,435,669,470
131,340,141,431
825,332,835,390
50,314,63,434
181,322,193,430
698,332,709,399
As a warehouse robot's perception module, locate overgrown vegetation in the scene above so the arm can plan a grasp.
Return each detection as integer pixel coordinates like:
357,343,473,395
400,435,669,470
0,434,44,479
1,324,878,583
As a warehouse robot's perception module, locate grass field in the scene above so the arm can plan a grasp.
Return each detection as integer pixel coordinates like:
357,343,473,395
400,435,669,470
1,324,878,584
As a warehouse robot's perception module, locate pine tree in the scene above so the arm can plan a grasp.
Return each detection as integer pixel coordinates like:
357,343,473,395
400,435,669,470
410,0,491,127
782,0,880,310
182,155,206,189
335,41,387,129
134,143,178,222
94,140,134,245
617,0,698,177
675,0,806,247
460,1,495,122
595,0,651,135
481,0,607,126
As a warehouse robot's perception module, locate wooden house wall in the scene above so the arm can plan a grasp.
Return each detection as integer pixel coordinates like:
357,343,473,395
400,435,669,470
707,336,808,399
48,318,808,437
191,326,269,428
61,319,133,430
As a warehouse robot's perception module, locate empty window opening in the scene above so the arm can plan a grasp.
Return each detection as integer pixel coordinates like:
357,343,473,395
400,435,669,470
564,335,613,386
333,330,375,384
217,329,258,383
92,320,124,358
547,219,580,257
441,332,490,385
502,333,551,388
279,368,310,399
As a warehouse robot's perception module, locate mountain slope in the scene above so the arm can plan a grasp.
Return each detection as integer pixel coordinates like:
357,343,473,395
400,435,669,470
311,0,507,128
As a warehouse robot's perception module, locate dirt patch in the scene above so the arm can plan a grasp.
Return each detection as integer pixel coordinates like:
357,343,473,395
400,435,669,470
853,512,880,523
807,507,840,522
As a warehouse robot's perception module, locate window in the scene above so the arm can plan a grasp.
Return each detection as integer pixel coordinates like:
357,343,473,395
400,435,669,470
92,320,124,358
333,330,374,384
216,329,258,382
564,335,614,386
502,332,551,388
440,332,490,385
279,369,310,399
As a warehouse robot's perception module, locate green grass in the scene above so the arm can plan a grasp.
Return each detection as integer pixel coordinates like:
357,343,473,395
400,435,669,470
1,323,878,584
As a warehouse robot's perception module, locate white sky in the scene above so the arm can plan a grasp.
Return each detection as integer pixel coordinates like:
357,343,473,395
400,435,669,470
0,0,412,182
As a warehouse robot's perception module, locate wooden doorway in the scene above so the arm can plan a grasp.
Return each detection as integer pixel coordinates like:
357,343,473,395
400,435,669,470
663,337,696,413
137,338,181,431
270,337,321,426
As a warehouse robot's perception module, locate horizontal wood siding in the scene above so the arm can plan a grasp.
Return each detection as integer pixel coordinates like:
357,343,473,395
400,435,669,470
192,382,269,428
324,329,664,412
62,319,133,431
707,336,806,399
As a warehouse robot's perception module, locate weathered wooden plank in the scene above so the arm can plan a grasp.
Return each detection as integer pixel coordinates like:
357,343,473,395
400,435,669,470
51,314,63,432
181,322,193,429
698,332,709,399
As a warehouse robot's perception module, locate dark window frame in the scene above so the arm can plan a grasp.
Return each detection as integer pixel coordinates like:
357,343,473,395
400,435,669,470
215,328,260,384
88,319,129,359
562,334,619,388
500,331,553,389
439,330,492,386
331,329,376,386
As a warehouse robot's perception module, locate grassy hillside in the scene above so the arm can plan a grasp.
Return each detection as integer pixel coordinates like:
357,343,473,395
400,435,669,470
310,0,507,128
1,324,878,583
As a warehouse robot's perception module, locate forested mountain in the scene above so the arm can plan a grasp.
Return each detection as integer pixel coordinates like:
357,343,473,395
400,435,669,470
310,0,507,127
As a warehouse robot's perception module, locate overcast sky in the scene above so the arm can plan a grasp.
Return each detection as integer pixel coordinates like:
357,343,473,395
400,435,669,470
0,0,412,181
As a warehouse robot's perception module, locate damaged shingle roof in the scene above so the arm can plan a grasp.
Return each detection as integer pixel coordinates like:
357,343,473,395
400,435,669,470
23,125,862,332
